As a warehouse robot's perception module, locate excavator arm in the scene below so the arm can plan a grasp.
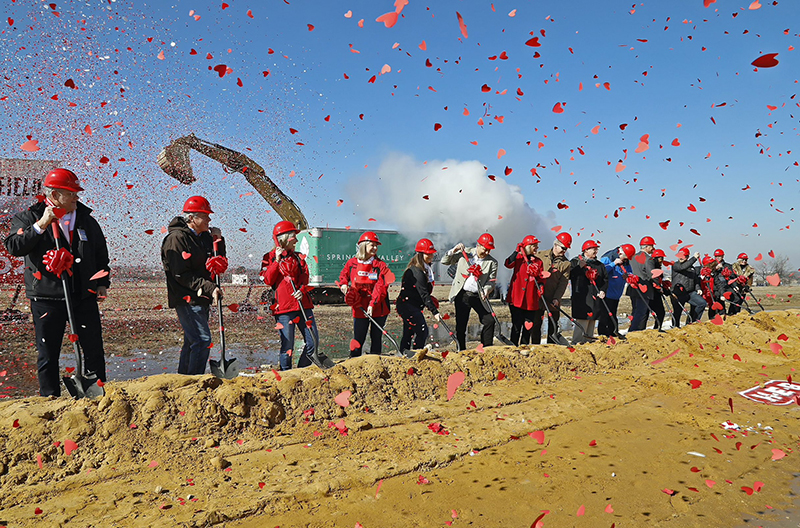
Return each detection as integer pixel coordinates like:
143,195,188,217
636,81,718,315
156,134,308,230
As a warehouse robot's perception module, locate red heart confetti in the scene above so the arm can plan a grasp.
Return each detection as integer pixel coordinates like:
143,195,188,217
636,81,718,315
447,371,465,401
334,390,351,407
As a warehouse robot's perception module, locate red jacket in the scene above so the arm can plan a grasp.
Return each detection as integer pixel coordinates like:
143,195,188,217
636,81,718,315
505,251,545,311
338,257,391,318
260,248,313,315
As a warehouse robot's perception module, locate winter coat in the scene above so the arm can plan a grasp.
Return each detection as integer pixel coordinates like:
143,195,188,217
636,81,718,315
600,256,631,300
396,265,438,315
504,250,545,311
260,248,314,315
338,256,391,318
441,247,498,301
536,248,571,304
671,256,700,294
161,216,225,308
627,251,656,300
569,256,609,320
732,262,755,286
5,201,110,301
712,261,735,300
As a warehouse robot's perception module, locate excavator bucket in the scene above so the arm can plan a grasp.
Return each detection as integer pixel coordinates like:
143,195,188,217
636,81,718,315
156,134,309,230
157,140,195,184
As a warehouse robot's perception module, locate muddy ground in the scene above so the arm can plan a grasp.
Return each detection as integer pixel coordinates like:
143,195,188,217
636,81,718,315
0,283,798,527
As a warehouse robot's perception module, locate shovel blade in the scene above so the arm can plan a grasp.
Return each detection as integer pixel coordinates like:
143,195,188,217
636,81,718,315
63,375,104,399
497,334,515,346
311,352,335,370
209,357,240,379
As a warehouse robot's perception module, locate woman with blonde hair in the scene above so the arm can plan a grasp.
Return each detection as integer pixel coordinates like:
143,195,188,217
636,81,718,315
338,232,392,357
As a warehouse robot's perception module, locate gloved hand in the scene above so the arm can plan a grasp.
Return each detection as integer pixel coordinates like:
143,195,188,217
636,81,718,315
467,264,482,279
516,242,525,254
662,279,672,290
626,274,639,286
278,256,298,277
527,260,542,278
585,266,598,283
721,267,732,278
737,275,748,285
205,256,229,279
43,248,74,278
700,267,712,278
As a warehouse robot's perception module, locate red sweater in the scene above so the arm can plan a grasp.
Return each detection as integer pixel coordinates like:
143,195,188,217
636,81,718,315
260,249,314,315
338,257,391,318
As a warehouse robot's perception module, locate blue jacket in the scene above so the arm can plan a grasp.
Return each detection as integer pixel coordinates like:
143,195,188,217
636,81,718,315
601,256,631,300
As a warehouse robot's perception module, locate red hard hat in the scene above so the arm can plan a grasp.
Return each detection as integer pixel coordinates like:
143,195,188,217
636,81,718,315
714,248,724,257
581,239,599,251
522,235,540,246
620,244,636,260
477,232,495,250
639,236,655,246
702,256,715,266
183,195,213,214
273,220,299,239
676,247,690,257
358,231,381,245
738,252,748,260
651,249,666,258
556,232,572,249
415,238,437,254
44,168,84,192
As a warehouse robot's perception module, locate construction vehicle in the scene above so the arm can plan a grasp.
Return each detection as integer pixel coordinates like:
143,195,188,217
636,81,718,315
157,134,308,230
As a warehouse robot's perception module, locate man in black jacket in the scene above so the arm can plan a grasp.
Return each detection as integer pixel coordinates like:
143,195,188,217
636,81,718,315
626,236,657,332
4,168,111,396
161,196,226,375
670,248,706,326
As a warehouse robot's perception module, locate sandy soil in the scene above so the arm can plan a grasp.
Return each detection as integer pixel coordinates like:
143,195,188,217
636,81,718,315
0,293,798,527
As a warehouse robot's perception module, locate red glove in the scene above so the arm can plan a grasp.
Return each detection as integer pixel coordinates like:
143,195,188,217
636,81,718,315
700,267,712,278
205,256,229,279
585,267,598,283
467,264,482,279
662,280,672,290
516,242,525,254
626,274,639,286
278,256,298,277
737,275,748,285
527,260,542,278
344,287,363,307
43,248,74,278
721,267,732,278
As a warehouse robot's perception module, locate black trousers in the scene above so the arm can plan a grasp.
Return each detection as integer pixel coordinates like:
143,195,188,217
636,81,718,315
397,303,428,351
649,295,665,330
509,306,542,345
31,297,106,397
454,290,495,350
597,297,620,336
351,315,388,357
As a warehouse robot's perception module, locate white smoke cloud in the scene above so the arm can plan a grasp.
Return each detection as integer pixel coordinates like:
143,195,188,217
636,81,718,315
348,153,556,291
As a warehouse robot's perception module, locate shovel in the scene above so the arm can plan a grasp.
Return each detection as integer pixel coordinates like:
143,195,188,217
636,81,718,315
553,304,595,343
359,307,404,356
460,249,514,346
530,274,570,347
52,224,105,399
209,239,239,379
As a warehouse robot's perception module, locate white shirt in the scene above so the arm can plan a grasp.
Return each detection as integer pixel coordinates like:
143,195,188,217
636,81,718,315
463,255,484,293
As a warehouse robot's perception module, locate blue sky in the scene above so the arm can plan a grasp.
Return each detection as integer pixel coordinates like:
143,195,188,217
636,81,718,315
1,0,798,271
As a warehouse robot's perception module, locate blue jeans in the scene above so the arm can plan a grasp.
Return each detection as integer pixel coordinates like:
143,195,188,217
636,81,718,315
275,309,319,370
175,304,212,375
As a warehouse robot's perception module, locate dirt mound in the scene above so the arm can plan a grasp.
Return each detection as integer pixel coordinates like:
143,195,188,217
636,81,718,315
0,310,797,527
